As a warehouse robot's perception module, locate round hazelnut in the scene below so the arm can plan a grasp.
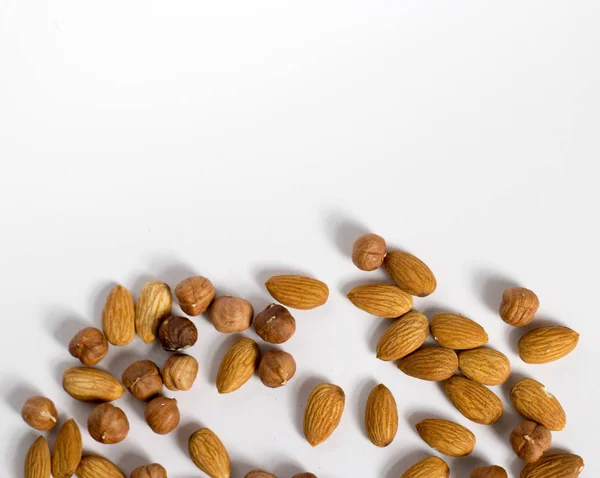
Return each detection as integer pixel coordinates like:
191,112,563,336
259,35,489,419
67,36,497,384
253,304,296,344
470,466,508,478
499,287,539,326
122,360,163,401
130,463,168,478
245,471,277,478
21,396,58,431
292,474,317,478
162,353,199,391
352,233,387,271
158,316,198,351
88,403,129,444
68,327,109,366
510,420,552,463
174,276,215,316
145,397,180,434
210,296,254,333
258,350,296,388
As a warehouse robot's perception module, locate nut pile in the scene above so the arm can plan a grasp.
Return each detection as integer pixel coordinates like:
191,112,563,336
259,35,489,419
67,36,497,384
20,232,583,478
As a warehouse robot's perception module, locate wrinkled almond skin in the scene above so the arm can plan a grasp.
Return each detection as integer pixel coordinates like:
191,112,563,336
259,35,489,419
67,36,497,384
22,396,58,431
376,311,429,361
189,428,231,478
162,353,199,391
245,470,277,478
443,375,503,425
175,276,215,316
63,367,125,402
304,383,345,446
511,378,566,431
431,313,488,349
416,418,475,457
69,327,109,366
130,463,167,478
384,250,436,297
88,403,129,444
52,418,82,478
365,384,398,447
25,436,51,478
158,315,198,351
122,360,163,401
217,338,260,393
258,350,296,388
136,281,173,343
500,287,539,327
265,275,329,310
398,347,458,381
518,327,579,364
458,348,511,386
347,283,413,318
210,296,254,333
510,420,552,463
401,456,449,478
254,304,296,344
520,454,584,478
102,285,135,346
76,455,125,478
471,466,508,478
145,397,180,435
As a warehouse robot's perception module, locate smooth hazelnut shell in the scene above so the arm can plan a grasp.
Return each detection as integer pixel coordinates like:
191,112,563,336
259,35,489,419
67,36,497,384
254,304,296,344
210,296,254,333
158,316,198,351
122,360,163,401
68,327,109,366
145,397,180,434
21,396,58,431
258,350,296,388
88,403,129,444
175,276,215,316
162,353,199,391
130,463,168,478
352,233,387,271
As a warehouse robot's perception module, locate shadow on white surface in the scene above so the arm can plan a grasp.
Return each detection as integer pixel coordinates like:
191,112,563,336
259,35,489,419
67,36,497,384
293,375,328,439
88,280,118,324
404,408,450,432
353,378,378,439
449,453,488,476
382,448,431,478
321,210,369,259
116,449,152,475
507,315,567,356
368,320,391,355
251,265,313,290
52,314,93,349
175,419,205,460
472,269,519,314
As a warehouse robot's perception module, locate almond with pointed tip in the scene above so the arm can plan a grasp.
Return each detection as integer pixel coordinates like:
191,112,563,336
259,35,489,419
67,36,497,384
136,280,172,343
76,455,125,478
401,456,449,478
500,287,539,326
304,383,345,446
265,275,329,309
431,313,488,350
384,250,436,297
458,348,511,386
511,378,566,431
52,418,82,478
216,338,260,393
398,346,458,381
471,466,507,478
130,463,167,478
346,284,413,318
25,436,51,478
520,453,584,478
63,367,125,402
376,311,429,361
365,384,398,447
189,428,231,478
518,326,579,364
102,285,135,346
443,375,503,425
416,418,475,457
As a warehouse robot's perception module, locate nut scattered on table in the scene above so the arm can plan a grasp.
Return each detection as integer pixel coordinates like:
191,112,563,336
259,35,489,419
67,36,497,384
210,296,254,333
457,348,511,386
245,470,277,478
136,280,173,343
352,233,387,271
254,304,296,344
122,360,163,401
217,337,260,393
346,283,413,318
499,287,539,327
63,367,125,402
258,349,296,388
88,403,130,444
145,397,180,435
518,326,580,364
102,284,136,346
384,250,437,297
443,375,503,425
21,396,58,431
415,418,475,457
68,327,109,366
76,455,125,478
175,276,215,316
304,383,345,447
400,456,449,478
398,346,458,381
158,315,198,351
376,311,429,361
510,420,552,463
365,383,398,447
162,353,199,391
470,465,507,478
265,275,329,310
188,428,232,478
51,418,82,478
25,436,51,478
130,463,168,478
510,378,566,431
430,313,488,350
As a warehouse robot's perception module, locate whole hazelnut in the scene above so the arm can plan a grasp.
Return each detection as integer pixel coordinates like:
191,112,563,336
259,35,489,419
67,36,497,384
175,276,215,316
499,287,539,326
145,397,180,434
122,360,163,401
68,327,109,365
158,316,198,351
162,353,199,391
245,471,277,478
88,403,129,444
131,463,168,478
292,474,317,478
21,396,58,431
352,233,387,271
258,350,296,388
510,420,552,463
470,466,507,478
210,296,254,333
253,304,296,344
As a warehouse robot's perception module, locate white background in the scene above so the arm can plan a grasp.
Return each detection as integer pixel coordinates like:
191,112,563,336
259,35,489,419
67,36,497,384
1,1,599,477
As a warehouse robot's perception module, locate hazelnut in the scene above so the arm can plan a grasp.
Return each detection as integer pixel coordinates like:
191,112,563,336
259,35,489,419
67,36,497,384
175,276,215,316
510,420,552,463
122,360,163,401
352,233,387,271
245,471,277,478
499,287,539,326
131,463,168,478
292,474,317,478
210,296,254,333
258,350,296,388
253,304,296,344
88,403,129,444
21,396,58,431
470,466,507,478
68,327,109,366
158,316,198,351
145,397,180,434
162,353,199,391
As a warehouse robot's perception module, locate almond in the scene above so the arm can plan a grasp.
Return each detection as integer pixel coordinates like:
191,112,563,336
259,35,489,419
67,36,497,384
443,375,503,425
304,383,345,446
365,384,398,447
500,287,539,327
265,275,329,309
51,418,82,478
245,471,277,478
401,456,449,478
376,311,429,361
471,466,507,478
518,326,579,364
346,284,413,318
189,428,231,478
431,313,488,350
76,455,125,478
416,418,475,457
25,436,51,478
510,378,566,431
398,346,458,381
63,367,125,402
384,250,436,297
520,453,584,478
102,285,135,346
136,280,172,343
458,348,511,385
175,276,215,316
216,338,260,393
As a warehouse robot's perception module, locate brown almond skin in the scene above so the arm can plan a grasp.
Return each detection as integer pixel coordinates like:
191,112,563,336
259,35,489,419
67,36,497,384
69,327,109,366
511,378,566,431
520,453,584,478
217,338,260,393
136,280,173,343
162,353,199,391
245,471,277,478
384,250,436,297
158,315,198,351
458,348,511,385
258,350,296,388
376,311,429,361
431,313,488,349
175,276,215,316
122,360,163,401
510,420,552,463
210,296,254,333
77,455,125,478
352,233,387,271
189,428,231,478
416,418,475,457
518,326,579,364
500,287,539,326
22,396,58,431
88,403,129,444
401,456,449,478
347,283,413,318
304,383,345,446
398,346,458,381
254,304,296,344
471,466,508,478
52,418,82,478
102,285,136,346
443,375,503,425
145,397,180,434
25,436,51,478
63,367,125,402
365,384,398,447
130,464,167,478
265,275,329,309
